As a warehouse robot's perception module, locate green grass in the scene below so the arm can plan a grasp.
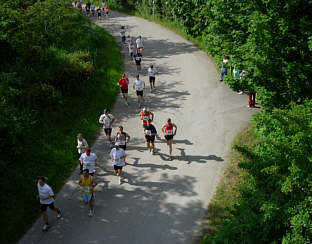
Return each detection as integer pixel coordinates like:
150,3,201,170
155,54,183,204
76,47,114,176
1,17,123,244
200,127,256,242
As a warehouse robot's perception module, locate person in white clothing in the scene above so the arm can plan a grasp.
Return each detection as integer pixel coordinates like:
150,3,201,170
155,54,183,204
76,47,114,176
148,65,158,91
120,26,126,44
128,41,134,59
101,1,106,11
110,142,126,184
99,109,115,146
133,74,145,108
77,133,88,174
136,35,143,54
126,35,132,46
37,177,62,231
79,149,97,175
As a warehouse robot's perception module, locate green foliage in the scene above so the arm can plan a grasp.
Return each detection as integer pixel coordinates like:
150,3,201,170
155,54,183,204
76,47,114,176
0,1,122,243
204,101,312,243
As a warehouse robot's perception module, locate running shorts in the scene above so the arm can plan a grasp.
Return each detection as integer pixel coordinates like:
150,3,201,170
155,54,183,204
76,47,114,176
104,128,112,136
149,76,155,83
40,202,55,212
135,60,141,65
82,193,94,202
122,36,126,42
114,165,123,170
98,12,101,17
136,90,143,97
145,135,155,143
121,89,128,94
165,135,174,141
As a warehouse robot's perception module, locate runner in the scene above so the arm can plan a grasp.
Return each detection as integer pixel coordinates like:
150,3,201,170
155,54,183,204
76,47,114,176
77,133,89,174
37,177,62,231
126,35,132,46
117,73,129,105
104,5,110,18
79,149,97,176
136,35,143,54
79,169,97,217
99,109,116,147
138,107,154,130
115,126,130,164
128,41,134,59
97,8,101,20
133,49,142,71
90,3,95,16
148,64,158,91
85,2,91,17
110,142,126,185
101,1,106,11
133,74,145,108
144,119,157,154
120,26,126,44
161,118,177,160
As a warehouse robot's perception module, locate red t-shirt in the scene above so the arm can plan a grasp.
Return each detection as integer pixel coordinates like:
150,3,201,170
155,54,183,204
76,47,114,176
118,78,129,90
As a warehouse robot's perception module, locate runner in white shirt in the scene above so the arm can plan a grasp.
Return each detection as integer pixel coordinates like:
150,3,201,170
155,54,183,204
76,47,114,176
136,35,143,54
37,177,62,231
148,65,158,91
120,26,126,44
110,142,126,184
128,41,134,59
77,133,89,174
90,4,95,16
79,149,97,175
99,109,115,147
133,74,145,108
126,35,132,46
101,1,106,10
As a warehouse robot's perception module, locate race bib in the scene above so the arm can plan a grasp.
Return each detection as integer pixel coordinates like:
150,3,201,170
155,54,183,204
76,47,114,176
119,140,126,145
143,116,149,120
136,57,141,61
167,130,173,135
84,186,90,192
146,130,152,136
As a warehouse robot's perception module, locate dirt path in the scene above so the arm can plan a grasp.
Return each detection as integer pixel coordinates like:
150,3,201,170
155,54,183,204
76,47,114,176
19,11,256,244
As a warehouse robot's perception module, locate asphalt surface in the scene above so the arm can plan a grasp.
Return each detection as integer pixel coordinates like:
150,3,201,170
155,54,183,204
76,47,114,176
19,10,257,244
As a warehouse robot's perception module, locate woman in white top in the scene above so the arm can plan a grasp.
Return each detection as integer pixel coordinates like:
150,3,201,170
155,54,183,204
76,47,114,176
77,133,88,173
136,35,143,54
128,41,134,59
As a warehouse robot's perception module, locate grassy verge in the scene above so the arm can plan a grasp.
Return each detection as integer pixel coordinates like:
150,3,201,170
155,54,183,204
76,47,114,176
2,17,123,244
200,127,256,242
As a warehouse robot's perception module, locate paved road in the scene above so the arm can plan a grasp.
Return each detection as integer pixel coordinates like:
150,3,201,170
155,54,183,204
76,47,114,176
19,11,257,244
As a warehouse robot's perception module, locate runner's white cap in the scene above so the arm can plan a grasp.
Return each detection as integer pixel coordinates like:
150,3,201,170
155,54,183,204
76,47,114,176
115,142,120,146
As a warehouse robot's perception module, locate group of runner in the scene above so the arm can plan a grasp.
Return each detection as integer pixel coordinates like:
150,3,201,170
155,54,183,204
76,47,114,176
36,4,178,231
74,1,110,19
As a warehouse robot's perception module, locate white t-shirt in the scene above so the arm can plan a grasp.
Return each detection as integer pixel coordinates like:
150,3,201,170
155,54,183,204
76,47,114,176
129,43,134,53
120,29,126,37
79,153,97,173
77,138,88,154
99,113,114,129
126,37,132,45
37,183,55,204
133,79,145,91
91,4,95,10
101,2,106,8
110,148,126,167
148,67,157,77
136,38,143,48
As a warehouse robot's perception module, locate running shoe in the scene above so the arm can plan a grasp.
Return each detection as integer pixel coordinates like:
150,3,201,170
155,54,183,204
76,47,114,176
169,156,173,161
57,210,62,219
152,150,155,155
119,176,122,185
42,224,50,231
88,210,94,217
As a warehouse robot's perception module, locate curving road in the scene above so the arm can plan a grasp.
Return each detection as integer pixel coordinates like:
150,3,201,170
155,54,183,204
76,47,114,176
19,11,256,244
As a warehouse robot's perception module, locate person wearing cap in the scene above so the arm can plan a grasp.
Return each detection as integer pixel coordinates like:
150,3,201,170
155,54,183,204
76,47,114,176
77,133,88,174
133,74,145,108
161,118,177,160
110,142,126,185
79,149,97,175
79,169,97,217
138,107,154,132
99,109,115,147
144,119,157,154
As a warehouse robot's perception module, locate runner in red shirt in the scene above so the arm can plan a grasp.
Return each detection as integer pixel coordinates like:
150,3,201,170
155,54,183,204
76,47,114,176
138,107,154,132
117,73,129,105
161,118,177,160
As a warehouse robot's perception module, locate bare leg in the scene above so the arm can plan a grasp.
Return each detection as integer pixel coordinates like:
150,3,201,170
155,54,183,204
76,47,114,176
42,211,48,224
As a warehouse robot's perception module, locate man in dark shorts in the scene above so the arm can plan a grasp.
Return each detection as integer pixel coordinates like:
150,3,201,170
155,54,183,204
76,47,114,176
110,142,126,185
144,119,157,154
133,74,145,108
115,126,130,151
161,118,177,160
37,177,62,231
133,49,142,71
117,73,129,105
99,109,115,147
97,8,101,20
